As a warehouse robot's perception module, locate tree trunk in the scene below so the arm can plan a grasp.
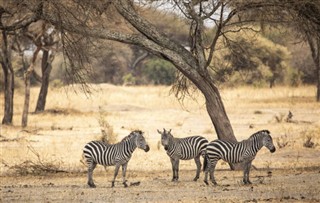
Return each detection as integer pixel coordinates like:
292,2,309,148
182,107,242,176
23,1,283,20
1,63,14,125
35,50,54,112
194,78,236,142
1,31,14,125
195,77,239,170
317,60,320,102
316,40,320,102
22,47,41,127
306,34,320,102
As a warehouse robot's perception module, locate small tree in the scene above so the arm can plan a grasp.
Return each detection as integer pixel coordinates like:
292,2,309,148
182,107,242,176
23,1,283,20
0,2,40,125
0,29,14,125
223,32,291,87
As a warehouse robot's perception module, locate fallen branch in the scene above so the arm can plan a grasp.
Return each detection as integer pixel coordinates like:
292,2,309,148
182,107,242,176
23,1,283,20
9,145,67,175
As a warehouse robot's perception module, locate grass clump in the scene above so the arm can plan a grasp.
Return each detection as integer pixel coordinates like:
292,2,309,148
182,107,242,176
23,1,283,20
98,107,117,144
10,145,66,175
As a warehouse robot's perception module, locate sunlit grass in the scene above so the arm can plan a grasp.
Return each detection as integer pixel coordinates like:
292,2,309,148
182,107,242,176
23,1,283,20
0,84,319,174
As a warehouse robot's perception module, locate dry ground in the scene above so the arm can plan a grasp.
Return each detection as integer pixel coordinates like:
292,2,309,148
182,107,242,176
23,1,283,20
1,169,320,202
1,85,320,202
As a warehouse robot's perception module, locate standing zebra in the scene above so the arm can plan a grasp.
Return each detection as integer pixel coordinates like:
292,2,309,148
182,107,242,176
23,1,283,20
157,128,208,181
83,130,150,188
203,130,276,185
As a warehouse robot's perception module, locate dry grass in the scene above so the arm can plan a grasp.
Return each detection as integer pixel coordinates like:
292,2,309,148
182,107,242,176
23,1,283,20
0,84,320,201
1,85,319,171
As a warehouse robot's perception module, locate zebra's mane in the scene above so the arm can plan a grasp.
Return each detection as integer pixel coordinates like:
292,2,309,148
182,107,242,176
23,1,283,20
120,130,143,142
248,130,270,140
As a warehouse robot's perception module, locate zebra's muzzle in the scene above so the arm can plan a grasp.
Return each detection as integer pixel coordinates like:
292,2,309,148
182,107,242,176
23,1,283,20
144,145,150,152
270,147,276,153
164,145,168,151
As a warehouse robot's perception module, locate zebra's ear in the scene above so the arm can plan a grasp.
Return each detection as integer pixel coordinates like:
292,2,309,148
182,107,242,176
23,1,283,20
169,129,172,133
157,129,162,134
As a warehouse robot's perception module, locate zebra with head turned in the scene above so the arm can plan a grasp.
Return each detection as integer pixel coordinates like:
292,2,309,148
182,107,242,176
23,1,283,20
83,130,150,188
157,128,208,182
203,130,276,185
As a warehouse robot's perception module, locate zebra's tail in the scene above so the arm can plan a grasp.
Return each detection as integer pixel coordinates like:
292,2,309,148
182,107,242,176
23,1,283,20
203,153,208,172
80,152,88,167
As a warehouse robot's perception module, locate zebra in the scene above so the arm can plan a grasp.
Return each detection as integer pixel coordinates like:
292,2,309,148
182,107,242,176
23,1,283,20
83,130,150,188
157,128,208,182
203,130,276,185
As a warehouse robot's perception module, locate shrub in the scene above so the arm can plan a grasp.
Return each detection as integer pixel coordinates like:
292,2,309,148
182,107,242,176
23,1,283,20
140,58,176,85
213,30,293,87
122,73,136,85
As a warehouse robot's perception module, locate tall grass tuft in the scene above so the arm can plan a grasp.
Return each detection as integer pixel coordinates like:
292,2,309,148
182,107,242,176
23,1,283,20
98,107,117,144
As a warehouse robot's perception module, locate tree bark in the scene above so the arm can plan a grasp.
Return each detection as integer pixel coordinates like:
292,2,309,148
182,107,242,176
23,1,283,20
35,50,54,112
317,62,320,102
316,40,320,102
306,34,320,102
22,46,41,127
1,30,14,125
200,80,236,142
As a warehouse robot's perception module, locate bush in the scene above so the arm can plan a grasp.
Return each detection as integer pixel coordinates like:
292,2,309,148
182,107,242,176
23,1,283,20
210,30,294,87
140,58,176,85
122,73,136,85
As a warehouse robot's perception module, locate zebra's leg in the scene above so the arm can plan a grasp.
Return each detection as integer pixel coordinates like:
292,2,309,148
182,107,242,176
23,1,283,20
87,161,97,188
170,158,179,181
193,155,201,181
112,164,121,187
209,160,218,185
204,164,209,185
243,161,252,185
175,159,180,181
122,163,128,188
203,155,210,185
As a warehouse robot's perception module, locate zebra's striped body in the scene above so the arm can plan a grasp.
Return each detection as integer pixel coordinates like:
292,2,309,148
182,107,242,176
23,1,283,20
203,130,276,185
158,129,208,181
83,130,150,188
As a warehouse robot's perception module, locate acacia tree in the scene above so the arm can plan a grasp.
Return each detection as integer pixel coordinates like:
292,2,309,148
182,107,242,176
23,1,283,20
0,2,40,125
33,0,319,141
294,2,320,101
1,2,60,126
240,0,320,100
46,0,238,142
2,0,319,137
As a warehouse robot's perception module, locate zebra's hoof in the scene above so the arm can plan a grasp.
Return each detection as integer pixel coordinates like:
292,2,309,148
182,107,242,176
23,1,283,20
193,177,199,181
244,181,252,185
123,182,128,188
88,183,96,188
111,182,115,188
204,180,209,185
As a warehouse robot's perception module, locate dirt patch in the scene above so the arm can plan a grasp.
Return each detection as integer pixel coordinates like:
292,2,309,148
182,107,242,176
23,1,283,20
1,168,320,202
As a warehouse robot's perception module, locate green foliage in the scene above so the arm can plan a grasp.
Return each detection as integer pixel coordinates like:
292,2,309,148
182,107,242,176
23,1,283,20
286,67,303,87
122,73,136,85
140,58,176,85
213,30,300,87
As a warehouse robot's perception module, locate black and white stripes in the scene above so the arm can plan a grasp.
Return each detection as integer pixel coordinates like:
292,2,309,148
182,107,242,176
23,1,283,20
83,128,276,187
203,130,276,185
157,128,208,181
83,130,149,188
